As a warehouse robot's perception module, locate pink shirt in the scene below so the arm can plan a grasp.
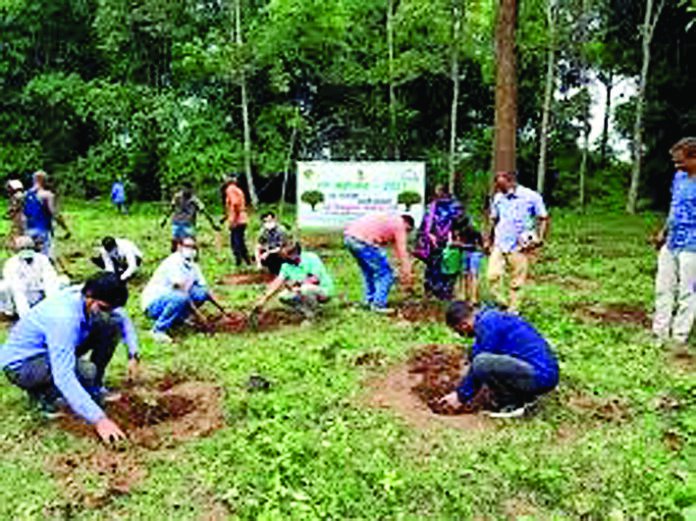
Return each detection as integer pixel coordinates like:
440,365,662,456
344,214,412,283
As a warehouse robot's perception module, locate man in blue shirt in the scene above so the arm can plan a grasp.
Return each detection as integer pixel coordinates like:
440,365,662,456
0,273,139,443
653,138,696,345
436,301,559,418
486,171,549,311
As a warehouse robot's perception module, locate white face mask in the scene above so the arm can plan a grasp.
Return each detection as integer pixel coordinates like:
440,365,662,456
264,221,276,230
180,247,196,261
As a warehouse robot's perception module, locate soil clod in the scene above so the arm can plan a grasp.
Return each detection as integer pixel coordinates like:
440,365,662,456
221,273,275,286
193,309,306,334
394,301,446,323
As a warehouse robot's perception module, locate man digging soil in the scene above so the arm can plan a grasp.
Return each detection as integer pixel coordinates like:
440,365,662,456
0,273,139,443
435,301,559,418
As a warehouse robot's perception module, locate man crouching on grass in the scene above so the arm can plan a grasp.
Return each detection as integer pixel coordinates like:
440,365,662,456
436,301,558,418
0,273,139,443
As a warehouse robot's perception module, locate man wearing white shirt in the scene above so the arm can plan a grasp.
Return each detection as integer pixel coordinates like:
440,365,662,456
91,236,143,281
0,236,61,317
141,236,210,342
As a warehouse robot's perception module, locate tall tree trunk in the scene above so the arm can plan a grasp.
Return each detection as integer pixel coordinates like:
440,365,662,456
626,0,664,214
387,0,399,160
448,2,462,193
599,68,613,168
577,0,592,208
492,0,518,178
536,0,557,195
235,0,258,206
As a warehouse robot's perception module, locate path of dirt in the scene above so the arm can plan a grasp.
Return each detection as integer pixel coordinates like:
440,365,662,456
564,301,650,327
362,344,490,431
46,377,225,511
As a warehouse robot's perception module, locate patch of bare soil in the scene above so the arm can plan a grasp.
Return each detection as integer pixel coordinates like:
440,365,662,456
47,448,146,511
56,378,224,448
362,345,490,431
670,348,696,372
393,301,446,323
564,301,650,327
46,376,225,511
566,392,631,423
193,309,306,334
220,272,274,286
503,495,540,520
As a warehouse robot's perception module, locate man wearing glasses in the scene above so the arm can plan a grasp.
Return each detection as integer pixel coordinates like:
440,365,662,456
0,273,139,443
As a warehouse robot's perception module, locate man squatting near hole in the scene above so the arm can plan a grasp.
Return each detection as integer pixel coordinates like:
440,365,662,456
0,273,139,443
436,301,559,418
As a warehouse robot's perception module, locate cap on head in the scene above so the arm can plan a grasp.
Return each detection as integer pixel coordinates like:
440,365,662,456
82,272,128,309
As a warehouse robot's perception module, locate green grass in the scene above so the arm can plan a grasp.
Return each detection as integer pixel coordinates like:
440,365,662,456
0,202,694,520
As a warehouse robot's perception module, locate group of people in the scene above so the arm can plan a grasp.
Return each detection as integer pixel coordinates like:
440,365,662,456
0,165,561,443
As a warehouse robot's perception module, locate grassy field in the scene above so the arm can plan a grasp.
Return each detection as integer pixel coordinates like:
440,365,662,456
0,200,694,520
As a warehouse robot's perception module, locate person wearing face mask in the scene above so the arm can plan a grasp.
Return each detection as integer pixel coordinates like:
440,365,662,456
255,211,289,275
91,236,143,281
0,236,61,318
254,242,334,318
434,301,558,418
141,236,211,342
0,272,138,443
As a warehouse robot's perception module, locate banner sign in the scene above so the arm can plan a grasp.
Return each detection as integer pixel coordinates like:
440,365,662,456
296,161,426,229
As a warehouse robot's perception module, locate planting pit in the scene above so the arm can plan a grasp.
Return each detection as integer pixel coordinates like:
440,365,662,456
47,375,224,511
363,344,490,431
193,309,306,334
56,376,224,448
221,272,275,286
393,301,446,324
564,301,650,327
566,392,632,423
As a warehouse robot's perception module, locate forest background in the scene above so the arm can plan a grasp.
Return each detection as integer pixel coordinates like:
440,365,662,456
1,0,696,212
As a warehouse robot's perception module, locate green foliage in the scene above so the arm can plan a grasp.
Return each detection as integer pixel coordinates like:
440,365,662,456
300,190,324,210
397,190,422,210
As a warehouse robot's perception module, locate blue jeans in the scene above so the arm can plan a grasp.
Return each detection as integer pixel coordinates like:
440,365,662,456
172,221,195,239
345,235,394,308
147,287,209,332
462,251,484,275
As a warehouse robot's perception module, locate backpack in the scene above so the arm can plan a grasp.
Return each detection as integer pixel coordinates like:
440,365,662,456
24,189,50,231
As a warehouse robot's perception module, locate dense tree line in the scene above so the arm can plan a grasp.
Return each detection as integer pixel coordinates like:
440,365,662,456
0,0,695,209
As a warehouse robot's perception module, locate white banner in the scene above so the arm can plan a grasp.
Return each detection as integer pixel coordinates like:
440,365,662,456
296,161,426,230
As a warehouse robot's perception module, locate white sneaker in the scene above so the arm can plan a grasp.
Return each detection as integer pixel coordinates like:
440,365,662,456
149,330,173,344
484,404,527,418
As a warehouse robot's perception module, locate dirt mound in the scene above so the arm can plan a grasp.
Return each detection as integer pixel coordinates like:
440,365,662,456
362,344,489,431
407,344,466,408
57,379,224,448
394,301,446,323
221,272,275,286
195,309,306,334
564,301,650,327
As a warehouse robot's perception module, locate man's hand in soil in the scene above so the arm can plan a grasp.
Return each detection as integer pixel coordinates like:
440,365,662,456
434,391,463,414
127,358,139,382
96,417,126,444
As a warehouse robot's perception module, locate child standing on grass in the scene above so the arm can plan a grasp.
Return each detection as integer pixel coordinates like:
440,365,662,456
452,223,485,303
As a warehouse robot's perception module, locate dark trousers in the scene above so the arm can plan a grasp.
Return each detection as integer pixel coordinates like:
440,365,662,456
4,314,121,400
261,253,283,275
230,225,251,266
470,353,550,408
90,256,142,280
